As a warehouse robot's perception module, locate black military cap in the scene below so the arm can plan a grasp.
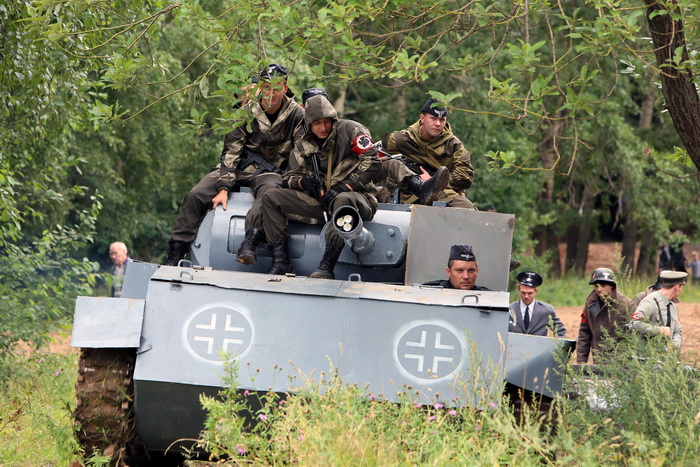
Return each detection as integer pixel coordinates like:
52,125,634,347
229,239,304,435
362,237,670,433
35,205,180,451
449,244,476,262
659,270,688,285
259,63,288,80
517,271,543,288
421,97,449,118
302,88,329,105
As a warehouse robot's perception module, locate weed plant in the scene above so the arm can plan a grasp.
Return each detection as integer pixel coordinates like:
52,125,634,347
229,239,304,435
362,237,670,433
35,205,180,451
198,334,700,466
0,350,80,465
559,335,700,464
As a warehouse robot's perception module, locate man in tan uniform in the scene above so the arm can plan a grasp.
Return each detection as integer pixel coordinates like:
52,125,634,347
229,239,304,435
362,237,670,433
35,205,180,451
377,97,475,208
628,270,686,351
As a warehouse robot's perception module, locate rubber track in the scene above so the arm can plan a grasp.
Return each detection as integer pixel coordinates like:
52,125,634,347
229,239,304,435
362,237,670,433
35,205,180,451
73,348,142,465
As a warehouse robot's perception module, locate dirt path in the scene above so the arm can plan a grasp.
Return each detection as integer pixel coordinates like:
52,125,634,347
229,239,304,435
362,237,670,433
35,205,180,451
557,302,700,363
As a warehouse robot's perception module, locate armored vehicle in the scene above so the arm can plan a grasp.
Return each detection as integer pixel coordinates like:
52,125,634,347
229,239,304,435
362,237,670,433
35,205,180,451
71,193,573,463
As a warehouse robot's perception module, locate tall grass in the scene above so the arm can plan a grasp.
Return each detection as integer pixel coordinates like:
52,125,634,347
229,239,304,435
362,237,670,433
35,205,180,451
198,336,700,465
0,350,80,465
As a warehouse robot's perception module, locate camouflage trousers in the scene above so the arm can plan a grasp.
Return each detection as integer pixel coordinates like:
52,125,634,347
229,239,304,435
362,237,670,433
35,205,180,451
169,169,279,243
261,188,376,248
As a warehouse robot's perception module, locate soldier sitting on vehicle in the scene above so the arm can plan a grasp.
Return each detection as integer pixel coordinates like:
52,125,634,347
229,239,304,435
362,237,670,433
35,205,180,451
376,97,475,208
628,270,687,351
164,64,305,266
256,94,382,278
423,244,490,290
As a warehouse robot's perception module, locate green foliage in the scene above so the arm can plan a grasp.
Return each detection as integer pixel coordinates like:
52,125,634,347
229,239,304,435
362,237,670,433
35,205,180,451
561,337,700,464
0,349,80,465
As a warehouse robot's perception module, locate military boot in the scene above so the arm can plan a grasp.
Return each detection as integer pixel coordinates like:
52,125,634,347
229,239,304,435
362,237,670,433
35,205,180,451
267,241,295,275
310,244,343,280
406,166,450,205
236,228,264,265
164,241,190,266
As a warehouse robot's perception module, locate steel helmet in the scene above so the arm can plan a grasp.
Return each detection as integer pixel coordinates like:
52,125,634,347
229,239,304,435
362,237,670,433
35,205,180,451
589,267,616,286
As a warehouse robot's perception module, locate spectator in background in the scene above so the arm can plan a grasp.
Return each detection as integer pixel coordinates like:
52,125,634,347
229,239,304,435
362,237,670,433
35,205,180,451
109,242,131,298
659,243,673,271
687,251,700,285
671,242,687,272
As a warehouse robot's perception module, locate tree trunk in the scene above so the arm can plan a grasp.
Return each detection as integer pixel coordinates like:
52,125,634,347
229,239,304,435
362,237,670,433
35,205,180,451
636,229,657,277
622,81,656,275
621,214,638,274
644,0,700,173
535,117,564,276
574,193,595,273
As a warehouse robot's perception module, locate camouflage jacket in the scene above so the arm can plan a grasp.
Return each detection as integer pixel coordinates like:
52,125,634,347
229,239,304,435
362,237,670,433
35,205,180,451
381,121,474,198
216,95,304,192
284,96,381,203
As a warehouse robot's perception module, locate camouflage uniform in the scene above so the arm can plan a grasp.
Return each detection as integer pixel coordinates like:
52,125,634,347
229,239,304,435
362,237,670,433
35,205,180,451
628,290,682,350
262,96,381,249
169,95,304,243
379,121,475,208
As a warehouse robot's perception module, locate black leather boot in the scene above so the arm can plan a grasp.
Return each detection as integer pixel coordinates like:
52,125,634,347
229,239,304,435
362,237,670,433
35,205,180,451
267,241,294,275
406,166,450,205
164,241,190,266
310,244,343,280
236,228,264,265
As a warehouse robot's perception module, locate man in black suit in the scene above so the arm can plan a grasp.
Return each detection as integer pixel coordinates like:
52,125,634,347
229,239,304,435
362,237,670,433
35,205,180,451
508,271,566,337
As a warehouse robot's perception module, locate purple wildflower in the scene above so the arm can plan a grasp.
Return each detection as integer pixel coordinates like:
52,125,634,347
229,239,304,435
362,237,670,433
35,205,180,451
434,403,444,409
54,370,61,376
476,425,482,429
448,410,457,416
236,445,245,455
244,390,250,396
259,414,268,421
39,357,45,364
488,401,497,409
429,415,436,421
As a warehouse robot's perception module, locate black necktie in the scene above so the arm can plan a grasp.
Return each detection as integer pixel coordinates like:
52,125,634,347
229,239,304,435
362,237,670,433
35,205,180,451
667,303,672,327
524,305,530,329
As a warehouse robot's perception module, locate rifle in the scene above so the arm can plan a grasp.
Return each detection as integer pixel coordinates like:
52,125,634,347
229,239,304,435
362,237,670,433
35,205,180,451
398,157,436,177
309,153,328,222
239,149,282,177
373,141,426,171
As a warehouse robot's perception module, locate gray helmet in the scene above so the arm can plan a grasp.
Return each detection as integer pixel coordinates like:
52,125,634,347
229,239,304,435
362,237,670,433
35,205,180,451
589,267,616,287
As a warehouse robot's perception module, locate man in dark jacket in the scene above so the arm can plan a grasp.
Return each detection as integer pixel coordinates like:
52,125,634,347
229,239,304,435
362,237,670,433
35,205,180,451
576,268,633,363
509,271,566,337
377,97,475,208
423,244,490,290
165,64,305,266
257,95,381,278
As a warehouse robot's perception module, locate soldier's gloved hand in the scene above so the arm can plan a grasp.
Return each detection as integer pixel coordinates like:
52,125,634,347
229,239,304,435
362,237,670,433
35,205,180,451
320,184,351,212
298,176,321,199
